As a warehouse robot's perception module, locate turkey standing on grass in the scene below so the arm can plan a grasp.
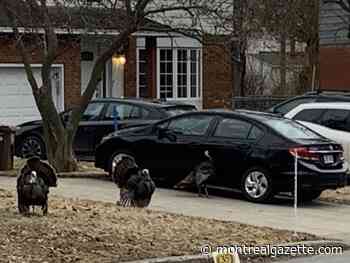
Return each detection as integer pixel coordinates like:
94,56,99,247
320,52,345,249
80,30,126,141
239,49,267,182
174,150,215,198
113,155,155,207
17,157,57,215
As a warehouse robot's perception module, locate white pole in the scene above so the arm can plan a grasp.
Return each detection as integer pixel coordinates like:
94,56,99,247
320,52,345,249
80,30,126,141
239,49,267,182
293,152,299,237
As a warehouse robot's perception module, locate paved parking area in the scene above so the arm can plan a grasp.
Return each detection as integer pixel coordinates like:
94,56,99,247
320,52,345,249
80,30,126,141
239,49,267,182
1,176,350,244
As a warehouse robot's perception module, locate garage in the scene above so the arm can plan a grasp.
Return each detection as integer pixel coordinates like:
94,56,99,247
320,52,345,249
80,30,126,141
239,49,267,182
0,64,64,126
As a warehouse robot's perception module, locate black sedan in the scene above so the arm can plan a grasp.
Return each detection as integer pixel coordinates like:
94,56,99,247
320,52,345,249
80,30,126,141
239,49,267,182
15,98,196,160
95,110,348,203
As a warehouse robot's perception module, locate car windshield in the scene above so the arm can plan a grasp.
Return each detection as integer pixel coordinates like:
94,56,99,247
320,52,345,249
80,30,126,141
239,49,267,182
165,106,196,116
264,118,321,139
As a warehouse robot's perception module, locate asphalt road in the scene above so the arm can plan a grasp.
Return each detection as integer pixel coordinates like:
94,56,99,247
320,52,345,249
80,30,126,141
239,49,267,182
2,176,350,245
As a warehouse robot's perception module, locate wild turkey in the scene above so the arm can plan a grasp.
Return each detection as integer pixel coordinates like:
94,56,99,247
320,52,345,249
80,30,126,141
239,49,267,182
113,156,155,207
17,157,57,215
174,150,215,197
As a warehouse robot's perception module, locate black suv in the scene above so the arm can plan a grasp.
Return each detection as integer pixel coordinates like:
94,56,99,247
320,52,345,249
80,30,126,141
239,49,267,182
268,91,350,115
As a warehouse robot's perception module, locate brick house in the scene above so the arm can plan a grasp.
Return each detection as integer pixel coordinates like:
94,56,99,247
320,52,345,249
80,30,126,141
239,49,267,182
319,0,350,90
0,9,233,126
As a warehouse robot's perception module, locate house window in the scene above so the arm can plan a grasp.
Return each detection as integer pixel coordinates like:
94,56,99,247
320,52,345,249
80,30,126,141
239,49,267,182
159,48,201,99
159,49,173,99
177,49,187,98
138,49,148,98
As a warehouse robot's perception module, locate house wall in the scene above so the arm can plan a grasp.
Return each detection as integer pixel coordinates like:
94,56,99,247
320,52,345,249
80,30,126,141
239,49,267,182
125,35,233,109
202,39,233,109
0,35,81,109
320,45,350,90
124,36,137,97
319,1,350,90
320,1,350,46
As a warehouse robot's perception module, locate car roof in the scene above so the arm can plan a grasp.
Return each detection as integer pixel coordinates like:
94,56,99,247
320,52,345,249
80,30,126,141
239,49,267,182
289,102,350,111
191,109,287,123
91,97,196,109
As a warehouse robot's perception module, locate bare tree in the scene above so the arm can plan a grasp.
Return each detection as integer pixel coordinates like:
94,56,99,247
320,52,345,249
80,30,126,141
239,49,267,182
0,0,228,172
253,0,320,94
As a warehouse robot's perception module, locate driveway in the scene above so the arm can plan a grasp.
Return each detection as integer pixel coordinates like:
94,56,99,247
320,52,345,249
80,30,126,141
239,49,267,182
1,176,350,244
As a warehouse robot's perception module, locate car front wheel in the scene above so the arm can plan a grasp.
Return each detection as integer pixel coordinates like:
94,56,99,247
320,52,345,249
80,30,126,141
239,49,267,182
241,167,274,203
19,135,46,159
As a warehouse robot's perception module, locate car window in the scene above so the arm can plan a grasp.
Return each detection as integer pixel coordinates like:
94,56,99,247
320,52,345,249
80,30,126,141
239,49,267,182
248,126,264,140
264,119,321,139
214,118,252,139
274,98,315,115
320,109,350,132
167,115,214,136
293,109,325,123
81,103,104,121
104,103,141,121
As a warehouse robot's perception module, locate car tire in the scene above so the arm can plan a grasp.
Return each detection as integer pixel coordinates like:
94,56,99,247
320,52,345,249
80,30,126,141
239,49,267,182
19,134,46,159
299,190,323,203
108,150,135,180
241,167,274,203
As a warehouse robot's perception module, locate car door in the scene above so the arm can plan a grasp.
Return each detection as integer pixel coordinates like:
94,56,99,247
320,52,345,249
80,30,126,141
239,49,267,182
139,114,216,184
74,102,105,157
205,117,255,188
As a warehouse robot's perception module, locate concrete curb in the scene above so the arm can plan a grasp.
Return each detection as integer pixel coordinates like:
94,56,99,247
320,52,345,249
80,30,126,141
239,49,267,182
123,240,349,263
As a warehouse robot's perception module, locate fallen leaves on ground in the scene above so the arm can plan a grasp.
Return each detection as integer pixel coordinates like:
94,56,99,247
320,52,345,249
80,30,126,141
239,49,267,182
320,186,350,204
0,188,317,263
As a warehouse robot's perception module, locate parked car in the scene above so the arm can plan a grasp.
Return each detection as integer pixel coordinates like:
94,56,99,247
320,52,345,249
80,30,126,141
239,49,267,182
268,91,350,115
15,98,196,160
95,110,348,203
284,102,350,163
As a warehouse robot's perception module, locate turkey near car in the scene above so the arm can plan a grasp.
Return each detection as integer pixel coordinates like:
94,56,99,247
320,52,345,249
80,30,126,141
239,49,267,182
17,157,57,215
174,150,215,198
113,155,156,207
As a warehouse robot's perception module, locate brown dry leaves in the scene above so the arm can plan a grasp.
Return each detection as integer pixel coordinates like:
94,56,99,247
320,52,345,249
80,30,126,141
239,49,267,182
321,186,350,204
0,188,316,263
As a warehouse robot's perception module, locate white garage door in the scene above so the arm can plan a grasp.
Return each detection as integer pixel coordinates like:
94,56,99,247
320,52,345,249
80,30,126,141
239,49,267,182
0,65,64,126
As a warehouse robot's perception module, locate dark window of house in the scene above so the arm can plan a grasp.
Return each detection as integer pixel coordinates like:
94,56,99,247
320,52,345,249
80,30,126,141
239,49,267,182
214,118,252,139
293,109,325,123
82,103,104,121
167,115,214,136
177,49,188,98
320,109,350,132
159,49,173,99
138,49,148,98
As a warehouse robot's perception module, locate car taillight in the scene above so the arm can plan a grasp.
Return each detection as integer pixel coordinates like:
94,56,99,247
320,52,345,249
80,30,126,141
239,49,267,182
289,147,319,161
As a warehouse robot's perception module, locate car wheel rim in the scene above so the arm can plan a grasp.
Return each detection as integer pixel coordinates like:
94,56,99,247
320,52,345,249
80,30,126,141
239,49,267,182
111,153,133,179
245,171,268,199
21,137,42,158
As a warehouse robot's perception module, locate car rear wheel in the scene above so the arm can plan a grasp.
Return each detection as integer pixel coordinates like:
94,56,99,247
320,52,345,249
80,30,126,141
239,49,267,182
241,167,274,203
19,134,46,159
108,150,135,180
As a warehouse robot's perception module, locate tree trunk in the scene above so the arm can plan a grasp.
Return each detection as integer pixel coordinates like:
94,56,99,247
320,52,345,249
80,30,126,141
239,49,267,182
35,84,78,172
